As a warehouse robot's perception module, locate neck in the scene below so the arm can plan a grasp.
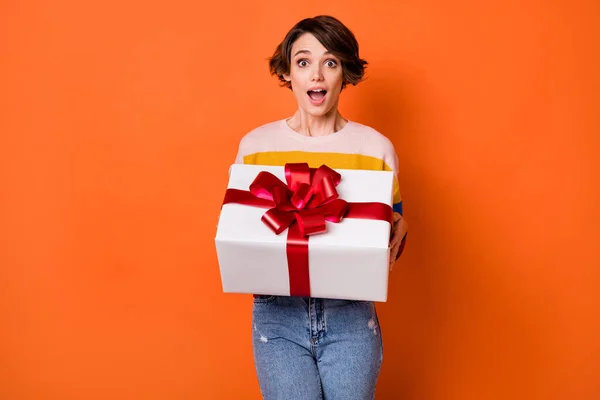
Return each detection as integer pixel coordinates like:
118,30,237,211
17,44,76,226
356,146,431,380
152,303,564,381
286,108,347,137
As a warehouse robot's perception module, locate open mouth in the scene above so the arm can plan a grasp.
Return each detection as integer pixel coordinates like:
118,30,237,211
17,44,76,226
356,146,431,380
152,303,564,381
307,89,327,102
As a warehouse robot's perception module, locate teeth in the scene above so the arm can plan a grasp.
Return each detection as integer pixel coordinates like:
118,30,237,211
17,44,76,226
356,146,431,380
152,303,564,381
310,89,324,92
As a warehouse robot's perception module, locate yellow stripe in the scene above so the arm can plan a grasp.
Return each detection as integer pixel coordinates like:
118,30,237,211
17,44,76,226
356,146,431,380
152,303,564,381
243,151,402,204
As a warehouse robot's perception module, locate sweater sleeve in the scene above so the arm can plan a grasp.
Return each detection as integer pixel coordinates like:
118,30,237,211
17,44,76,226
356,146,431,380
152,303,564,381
382,140,407,260
381,141,403,216
234,133,252,165
234,142,246,164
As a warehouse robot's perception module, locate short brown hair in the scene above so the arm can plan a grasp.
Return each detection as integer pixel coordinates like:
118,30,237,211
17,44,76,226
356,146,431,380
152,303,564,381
268,15,368,90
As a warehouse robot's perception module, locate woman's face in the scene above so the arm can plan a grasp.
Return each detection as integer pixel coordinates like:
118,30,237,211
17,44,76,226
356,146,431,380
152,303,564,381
283,33,344,117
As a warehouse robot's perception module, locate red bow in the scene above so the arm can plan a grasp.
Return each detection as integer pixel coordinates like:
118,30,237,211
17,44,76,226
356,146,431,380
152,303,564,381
247,163,349,236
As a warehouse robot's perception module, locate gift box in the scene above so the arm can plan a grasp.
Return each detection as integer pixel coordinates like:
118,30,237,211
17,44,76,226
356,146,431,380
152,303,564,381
214,163,395,302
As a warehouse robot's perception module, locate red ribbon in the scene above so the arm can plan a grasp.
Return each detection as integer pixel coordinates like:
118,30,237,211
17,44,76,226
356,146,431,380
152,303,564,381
223,163,393,297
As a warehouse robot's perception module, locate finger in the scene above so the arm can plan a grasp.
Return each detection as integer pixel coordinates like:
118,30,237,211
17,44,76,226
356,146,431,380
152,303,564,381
389,241,400,261
389,220,405,248
390,251,397,271
390,226,403,244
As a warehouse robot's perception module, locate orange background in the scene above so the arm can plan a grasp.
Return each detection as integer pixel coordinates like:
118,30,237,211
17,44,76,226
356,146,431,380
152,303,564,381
1,1,599,399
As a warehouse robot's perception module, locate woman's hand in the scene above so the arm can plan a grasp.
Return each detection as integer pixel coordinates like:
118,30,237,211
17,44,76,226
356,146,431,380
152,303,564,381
389,212,408,271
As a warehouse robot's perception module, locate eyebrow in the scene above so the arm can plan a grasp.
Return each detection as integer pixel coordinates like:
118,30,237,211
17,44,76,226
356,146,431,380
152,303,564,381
293,49,334,57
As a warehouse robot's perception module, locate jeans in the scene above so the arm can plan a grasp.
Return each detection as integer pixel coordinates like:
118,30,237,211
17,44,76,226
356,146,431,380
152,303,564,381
252,295,383,400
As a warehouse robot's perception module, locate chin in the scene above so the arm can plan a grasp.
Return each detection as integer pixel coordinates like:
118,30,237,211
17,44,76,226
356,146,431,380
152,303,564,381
304,104,335,117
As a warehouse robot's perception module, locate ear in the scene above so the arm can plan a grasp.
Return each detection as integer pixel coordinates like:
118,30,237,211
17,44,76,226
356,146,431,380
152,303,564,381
282,73,291,82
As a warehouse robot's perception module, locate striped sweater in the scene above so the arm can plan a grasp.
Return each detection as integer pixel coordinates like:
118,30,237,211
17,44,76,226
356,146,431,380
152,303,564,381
235,118,404,215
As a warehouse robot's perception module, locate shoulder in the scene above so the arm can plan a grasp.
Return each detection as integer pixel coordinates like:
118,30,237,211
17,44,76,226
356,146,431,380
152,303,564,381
235,119,286,162
238,119,285,146
347,121,397,155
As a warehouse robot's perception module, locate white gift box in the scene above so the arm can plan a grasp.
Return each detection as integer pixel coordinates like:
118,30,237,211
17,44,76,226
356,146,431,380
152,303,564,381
214,164,394,302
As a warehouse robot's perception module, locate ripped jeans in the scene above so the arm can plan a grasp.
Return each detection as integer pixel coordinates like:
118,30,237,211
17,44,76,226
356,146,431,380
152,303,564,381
252,296,383,400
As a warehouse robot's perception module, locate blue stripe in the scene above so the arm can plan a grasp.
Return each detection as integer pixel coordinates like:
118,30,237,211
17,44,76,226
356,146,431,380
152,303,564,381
393,202,403,215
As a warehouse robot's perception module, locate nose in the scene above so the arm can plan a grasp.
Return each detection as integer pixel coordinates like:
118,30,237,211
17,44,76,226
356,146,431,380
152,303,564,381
311,65,323,81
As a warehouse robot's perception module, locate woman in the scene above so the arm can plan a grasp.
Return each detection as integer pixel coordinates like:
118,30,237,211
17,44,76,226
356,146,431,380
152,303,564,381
234,15,408,400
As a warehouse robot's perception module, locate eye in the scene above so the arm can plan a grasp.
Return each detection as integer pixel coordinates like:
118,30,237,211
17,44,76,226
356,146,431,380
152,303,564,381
325,59,338,68
297,59,309,67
